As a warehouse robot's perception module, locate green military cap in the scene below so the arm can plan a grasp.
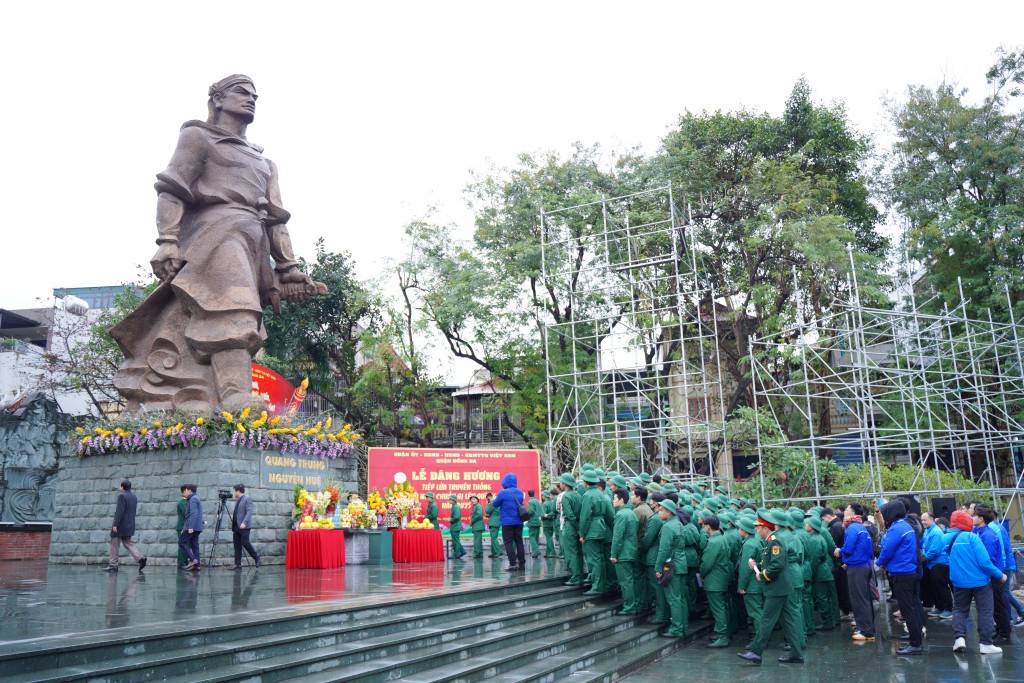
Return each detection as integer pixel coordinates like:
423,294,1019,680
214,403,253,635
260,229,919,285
718,511,735,526
695,480,708,489
640,472,653,483
715,485,729,495
541,490,550,499
610,475,629,488
806,515,825,533
736,516,757,534
683,504,693,515
730,498,742,508
691,492,704,502
756,506,772,521
647,482,663,493
769,509,791,527
558,472,578,488
661,482,677,494
424,492,434,499
788,509,805,528
449,494,458,502
805,509,821,519
594,468,606,478
660,498,679,514
580,464,595,473
581,470,600,484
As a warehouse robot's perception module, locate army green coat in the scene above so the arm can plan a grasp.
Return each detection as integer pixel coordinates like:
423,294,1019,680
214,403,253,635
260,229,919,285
641,514,664,566
425,501,439,527
758,532,792,596
486,503,501,529
561,489,582,535
738,533,765,595
775,528,804,589
470,503,485,532
611,506,639,562
656,517,687,573
633,502,653,546
528,498,543,529
449,503,463,532
681,522,701,571
806,531,833,582
542,499,556,530
794,527,814,585
579,486,608,540
699,531,732,591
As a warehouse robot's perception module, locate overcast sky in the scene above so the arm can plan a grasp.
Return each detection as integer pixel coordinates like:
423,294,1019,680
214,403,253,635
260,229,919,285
2,0,1021,381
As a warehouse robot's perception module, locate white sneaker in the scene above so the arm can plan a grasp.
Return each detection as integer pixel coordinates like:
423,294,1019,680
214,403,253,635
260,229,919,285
953,637,966,652
979,643,1002,654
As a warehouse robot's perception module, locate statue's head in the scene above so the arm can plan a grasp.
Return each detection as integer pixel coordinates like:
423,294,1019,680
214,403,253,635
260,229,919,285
207,74,257,125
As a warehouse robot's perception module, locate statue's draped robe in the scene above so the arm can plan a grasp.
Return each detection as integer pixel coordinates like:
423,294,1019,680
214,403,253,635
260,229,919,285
111,121,299,411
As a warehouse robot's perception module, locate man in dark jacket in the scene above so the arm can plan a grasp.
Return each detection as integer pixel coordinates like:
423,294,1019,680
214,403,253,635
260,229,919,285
231,484,260,569
105,479,147,572
878,500,923,654
179,484,204,571
492,473,526,569
823,507,852,617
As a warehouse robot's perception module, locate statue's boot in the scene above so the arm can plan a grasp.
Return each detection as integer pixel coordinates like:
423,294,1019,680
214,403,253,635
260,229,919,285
211,349,260,412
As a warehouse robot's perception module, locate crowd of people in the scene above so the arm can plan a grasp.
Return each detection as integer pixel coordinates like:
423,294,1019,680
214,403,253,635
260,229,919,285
532,466,1024,667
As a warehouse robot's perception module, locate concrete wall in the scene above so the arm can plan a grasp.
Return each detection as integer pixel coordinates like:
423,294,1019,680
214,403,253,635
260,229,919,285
50,444,356,566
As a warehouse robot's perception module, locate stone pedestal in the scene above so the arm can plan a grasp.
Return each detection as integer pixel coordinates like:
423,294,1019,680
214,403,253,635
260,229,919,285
50,443,356,565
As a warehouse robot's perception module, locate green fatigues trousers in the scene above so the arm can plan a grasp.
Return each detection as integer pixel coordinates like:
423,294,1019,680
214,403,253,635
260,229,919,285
583,539,608,592
784,590,806,650
615,560,638,612
529,527,541,556
604,542,618,591
743,592,764,631
706,590,730,641
450,530,465,558
664,572,689,637
635,561,650,610
813,581,839,628
543,525,558,556
802,584,816,636
489,529,503,556
562,528,583,583
651,567,669,621
472,531,484,557
686,574,698,615
728,588,741,635
749,593,804,658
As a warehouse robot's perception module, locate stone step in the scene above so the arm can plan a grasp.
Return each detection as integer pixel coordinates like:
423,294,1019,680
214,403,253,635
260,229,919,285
3,578,573,681
158,594,623,683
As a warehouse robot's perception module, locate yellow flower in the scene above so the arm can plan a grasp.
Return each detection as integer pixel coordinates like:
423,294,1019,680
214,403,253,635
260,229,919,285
81,436,91,444
343,424,351,431
270,415,282,426
153,421,162,428
325,416,332,429
75,427,85,434
140,428,148,435
165,427,173,436
317,434,326,441
222,411,234,423
351,433,361,442
237,423,246,433
196,417,205,426
240,407,251,419
175,422,183,431
260,410,268,422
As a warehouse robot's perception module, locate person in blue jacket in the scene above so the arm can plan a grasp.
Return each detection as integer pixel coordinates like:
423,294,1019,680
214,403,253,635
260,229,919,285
491,473,526,571
877,500,923,654
834,503,875,641
973,505,1012,644
948,509,1005,654
921,512,952,618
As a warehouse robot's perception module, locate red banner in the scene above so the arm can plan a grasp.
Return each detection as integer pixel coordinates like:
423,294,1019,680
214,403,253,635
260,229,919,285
250,363,295,415
367,448,541,521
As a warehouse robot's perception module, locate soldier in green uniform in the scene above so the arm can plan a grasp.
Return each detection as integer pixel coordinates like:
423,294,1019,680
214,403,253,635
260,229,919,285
720,511,743,635
469,495,485,558
448,494,465,560
632,486,653,612
579,470,610,595
644,494,667,618
541,490,558,557
701,515,732,647
601,480,619,593
527,490,543,557
789,508,815,640
609,475,632,508
557,473,583,585
681,508,702,618
610,489,640,614
736,515,764,635
805,514,839,629
774,508,806,651
485,493,503,558
424,492,439,529
655,498,689,637
737,510,805,666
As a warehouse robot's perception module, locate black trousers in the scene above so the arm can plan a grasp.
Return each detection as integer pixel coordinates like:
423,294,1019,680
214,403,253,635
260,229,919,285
233,528,259,566
835,565,852,613
502,524,526,567
847,565,876,636
890,573,923,647
930,563,953,612
992,577,1012,638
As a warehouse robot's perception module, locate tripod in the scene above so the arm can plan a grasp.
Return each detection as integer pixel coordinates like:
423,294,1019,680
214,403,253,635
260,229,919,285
207,496,231,568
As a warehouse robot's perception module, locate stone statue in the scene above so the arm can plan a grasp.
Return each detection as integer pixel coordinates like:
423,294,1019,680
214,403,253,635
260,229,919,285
0,394,62,522
111,75,326,413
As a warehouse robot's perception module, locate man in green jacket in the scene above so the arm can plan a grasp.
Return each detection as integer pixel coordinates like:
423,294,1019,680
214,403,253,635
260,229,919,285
736,515,765,634
701,515,732,647
542,490,559,557
643,494,666,617
424,492,439,528
738,510,805,666
610,489,640,614
805,514,839,629
655,498,688,638
469,495,485,558
632,487,653,612
558,473,583,585
774,508,806,651
579,470,610,595
485,493,503,558
448,494,465,560
527,490,543,557
790,508,816,639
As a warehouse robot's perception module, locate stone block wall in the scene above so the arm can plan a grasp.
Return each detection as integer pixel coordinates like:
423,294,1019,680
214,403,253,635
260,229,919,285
50,444,356,565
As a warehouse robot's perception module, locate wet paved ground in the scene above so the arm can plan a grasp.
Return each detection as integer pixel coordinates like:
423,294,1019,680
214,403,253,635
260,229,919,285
0,555,567,650
623,603,1024,683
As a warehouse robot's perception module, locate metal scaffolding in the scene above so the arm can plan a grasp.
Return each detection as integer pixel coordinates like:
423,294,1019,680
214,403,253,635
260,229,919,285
543,187,1024,540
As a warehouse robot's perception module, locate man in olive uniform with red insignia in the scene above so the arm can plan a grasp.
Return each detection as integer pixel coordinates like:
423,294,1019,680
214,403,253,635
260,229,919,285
738,509,805,666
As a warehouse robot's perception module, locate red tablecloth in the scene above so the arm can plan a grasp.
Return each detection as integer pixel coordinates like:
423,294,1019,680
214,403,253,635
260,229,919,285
286,529,346,569
389,529,444,562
